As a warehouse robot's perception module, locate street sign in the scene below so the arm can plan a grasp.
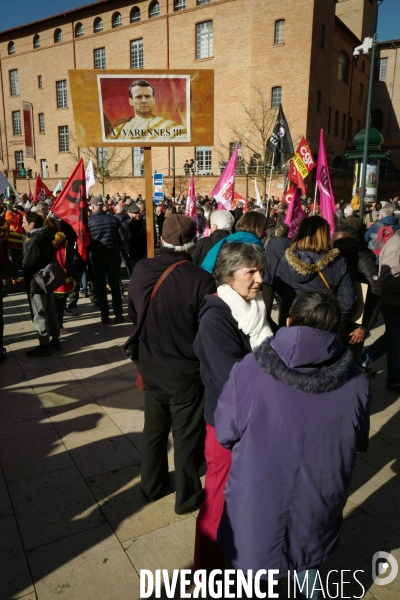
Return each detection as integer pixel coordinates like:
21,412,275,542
153,173,163,187
154,185,163,192
153,191,164,204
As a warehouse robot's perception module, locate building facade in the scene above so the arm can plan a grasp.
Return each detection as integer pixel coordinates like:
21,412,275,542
0,0,378,196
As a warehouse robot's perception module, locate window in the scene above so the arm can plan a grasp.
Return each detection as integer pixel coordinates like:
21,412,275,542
196,147,212,175
356,120,361,133
371,108,383,131
359,83,364,105
94,48,106,69
321,24,325,49
334,110,339,136
15,151,24,171
130,7,141,22
38,75,43,89
328,106,331,134
97,147,109,173
58,126,69,152
8,41,16,55
39,113,45,134
56,80,67,108
338,51,350,83
174,0,186,10
55,164,59,173
41,159,47,178
130,39,144,69
342,114,347,140
132,147,144,176
317,90,321,113
12,111,22,135
54,28,63,43
94,17,103,33
9,70,19,96
75,22,84,37
274,20,285,44
196,21,213,59
33,34,41,48
375,57,388,81
348,117,353,142
149,1,160,17
271,86,281,108
197,0,211,3
112,12,122,28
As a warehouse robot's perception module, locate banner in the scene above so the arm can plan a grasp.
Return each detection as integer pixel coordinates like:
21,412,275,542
53,180,63,196
51,159,89,261
231,191,248,212
254,179,262,207
23,102,34,158
284,188,305,239
185,174,197,220
292,137,316,179
211,145,238,210
33,174,54,205
316,129,336,237
288,161,306,194
267,104,294,168
282,184,296,205
85,159,95,195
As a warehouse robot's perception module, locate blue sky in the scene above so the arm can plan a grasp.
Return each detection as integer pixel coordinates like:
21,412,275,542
1,0,398,40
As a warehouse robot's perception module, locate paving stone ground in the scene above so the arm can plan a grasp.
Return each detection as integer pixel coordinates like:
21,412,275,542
0,287,399,599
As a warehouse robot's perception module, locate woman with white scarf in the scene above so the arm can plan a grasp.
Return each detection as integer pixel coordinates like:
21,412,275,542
193,242,273,572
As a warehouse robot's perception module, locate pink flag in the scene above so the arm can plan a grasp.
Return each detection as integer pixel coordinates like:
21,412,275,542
284,188,305,239
211,146,238,210
185,174,196,219
316,129,336,236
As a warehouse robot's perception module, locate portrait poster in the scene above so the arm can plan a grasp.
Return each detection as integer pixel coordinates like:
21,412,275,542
97,74,191,144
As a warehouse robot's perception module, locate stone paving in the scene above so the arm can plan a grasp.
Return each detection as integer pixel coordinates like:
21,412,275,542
0,288,399,599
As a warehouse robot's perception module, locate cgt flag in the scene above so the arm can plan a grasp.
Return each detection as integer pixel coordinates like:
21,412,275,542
211,145,238,210
316,129,336,237
33,174,54,205
267,104,294,168
284,187,305,239
51,159,89,261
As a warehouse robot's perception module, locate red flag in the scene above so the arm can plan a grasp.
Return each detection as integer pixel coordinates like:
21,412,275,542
284,188,305,239
51,159,89,261
282,185,296,205
288,161,306,194
33,174,54,204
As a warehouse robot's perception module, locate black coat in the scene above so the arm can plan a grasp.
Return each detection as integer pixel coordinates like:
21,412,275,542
128,218,147,260
191,229,230,266
22,227,56,295
88,210,121,264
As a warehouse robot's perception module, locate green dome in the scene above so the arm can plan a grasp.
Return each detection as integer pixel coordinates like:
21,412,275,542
353,126,384,149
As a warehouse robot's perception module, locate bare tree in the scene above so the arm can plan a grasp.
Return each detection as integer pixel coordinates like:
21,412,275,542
163,175,190,199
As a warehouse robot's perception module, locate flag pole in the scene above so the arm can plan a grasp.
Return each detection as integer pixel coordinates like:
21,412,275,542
312,184,318,215
267,152,275,202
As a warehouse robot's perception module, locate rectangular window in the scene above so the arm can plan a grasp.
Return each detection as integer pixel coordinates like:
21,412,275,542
196,21,213,59
9,69,19,96
328,106,331,134
174,0,186,10
356,120,361,133
321,24,325,49
56,80,67,108
359,83,364,105
12,111,22,135
40,159,47,178
374,57,388,81
15,150,24,171
342,114,347,140
271,86,282,108
55,163,58,173
274,20,285,45
130,38,144,69
334,110,339,137
197,0,210,3
38,75,43,89
348,117,353,142
58,126,69,152
94,47,106,69
39,113,45,134
196,146,212,175
317,91,321,113
132,147,144,176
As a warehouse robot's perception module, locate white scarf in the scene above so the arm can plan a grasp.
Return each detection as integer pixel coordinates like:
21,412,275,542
217,284,273,349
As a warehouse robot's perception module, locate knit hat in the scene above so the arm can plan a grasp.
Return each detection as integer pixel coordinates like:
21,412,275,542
162,214,196,246
90,196,104,207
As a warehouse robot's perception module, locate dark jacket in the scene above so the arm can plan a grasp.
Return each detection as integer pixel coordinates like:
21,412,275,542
88,210,121,264
128,218,147,260
155,212,165,238
193,295,252,427
274,247,356,325
113,212,130,247
22,227,56,295
263,236,292,285
128,247,216,379
365,215,400,250
265,218,275,239
215,326,370,577
379,229,400,312
343,215,365,244
191,229,230,267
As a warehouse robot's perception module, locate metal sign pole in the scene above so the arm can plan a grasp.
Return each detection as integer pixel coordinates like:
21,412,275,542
144,147,155,258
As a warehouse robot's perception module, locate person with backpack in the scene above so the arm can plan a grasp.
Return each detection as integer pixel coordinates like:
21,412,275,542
364,205,399,263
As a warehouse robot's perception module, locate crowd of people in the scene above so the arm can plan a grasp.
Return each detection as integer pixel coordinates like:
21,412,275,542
1,183,400,598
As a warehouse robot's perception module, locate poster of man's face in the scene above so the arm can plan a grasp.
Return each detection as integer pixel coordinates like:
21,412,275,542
97,74,191,143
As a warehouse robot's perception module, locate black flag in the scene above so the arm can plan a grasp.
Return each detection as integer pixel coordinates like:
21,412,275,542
267,104,294,167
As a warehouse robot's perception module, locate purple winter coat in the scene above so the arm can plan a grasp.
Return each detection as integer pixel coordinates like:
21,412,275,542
215,325,370,578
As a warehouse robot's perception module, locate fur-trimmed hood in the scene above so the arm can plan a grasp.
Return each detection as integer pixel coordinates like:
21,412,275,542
285,247,340,281
53,231,66,251
253,325,359,393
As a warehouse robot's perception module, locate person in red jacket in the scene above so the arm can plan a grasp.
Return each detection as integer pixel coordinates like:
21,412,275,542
6,204,24,282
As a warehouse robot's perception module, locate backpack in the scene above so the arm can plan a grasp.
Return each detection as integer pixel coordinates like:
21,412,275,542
372,224,395,256
65,244,85,282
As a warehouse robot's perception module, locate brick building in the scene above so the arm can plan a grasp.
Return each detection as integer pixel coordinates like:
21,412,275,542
0,0,378,196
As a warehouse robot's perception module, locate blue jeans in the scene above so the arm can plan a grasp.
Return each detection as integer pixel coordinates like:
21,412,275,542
382,309,400,388
91,261,123,320
81,269,88,294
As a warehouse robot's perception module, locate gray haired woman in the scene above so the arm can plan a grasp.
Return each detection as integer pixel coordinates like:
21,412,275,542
193,242,273,572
